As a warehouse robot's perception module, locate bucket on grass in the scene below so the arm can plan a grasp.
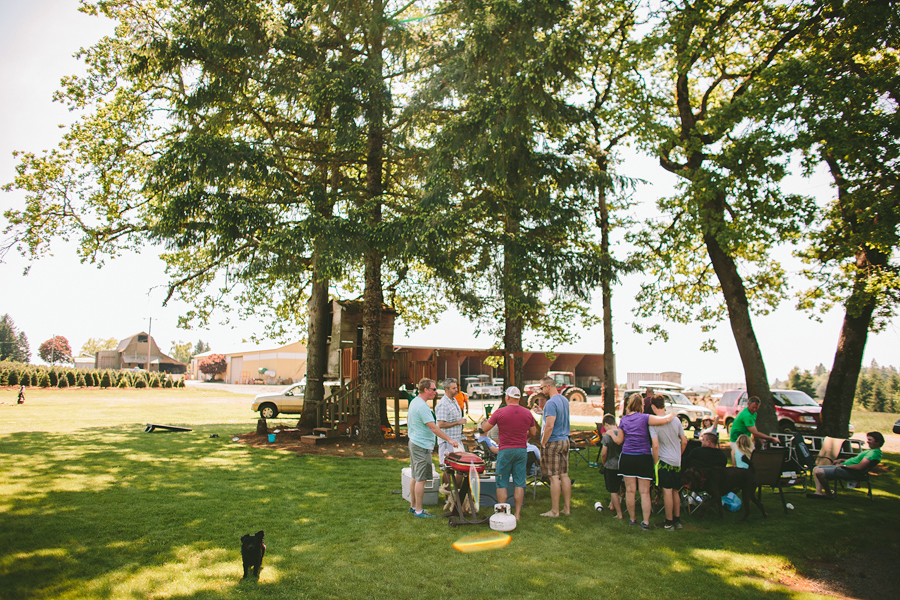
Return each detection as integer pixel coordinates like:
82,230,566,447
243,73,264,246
268,433,276,443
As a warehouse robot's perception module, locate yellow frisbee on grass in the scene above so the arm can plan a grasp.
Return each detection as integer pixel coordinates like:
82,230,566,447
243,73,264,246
452,531,511,553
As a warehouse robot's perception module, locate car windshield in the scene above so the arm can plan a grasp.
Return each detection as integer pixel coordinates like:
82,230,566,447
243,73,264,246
283,384,304,396
774,390,818,407
667,393,692,405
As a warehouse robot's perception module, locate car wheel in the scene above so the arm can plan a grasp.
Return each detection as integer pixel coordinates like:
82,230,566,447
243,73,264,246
259,403,278,419
779,421,796,434
565,387,587,403
725,419,733,433
678,415,691,430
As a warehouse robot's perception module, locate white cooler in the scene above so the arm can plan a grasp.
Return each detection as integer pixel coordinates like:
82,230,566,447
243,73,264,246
401,466,440,506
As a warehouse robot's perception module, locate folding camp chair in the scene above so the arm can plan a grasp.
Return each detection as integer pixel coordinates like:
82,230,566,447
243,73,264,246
816,436,877,501
524,449,545,499
474,439,497,471
751,448,791,514
569,435,590,468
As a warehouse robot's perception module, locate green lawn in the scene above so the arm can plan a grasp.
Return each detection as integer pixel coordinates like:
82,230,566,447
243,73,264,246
1,389,897,600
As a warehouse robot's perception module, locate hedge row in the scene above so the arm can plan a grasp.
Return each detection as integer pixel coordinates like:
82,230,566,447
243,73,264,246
0,361,185,389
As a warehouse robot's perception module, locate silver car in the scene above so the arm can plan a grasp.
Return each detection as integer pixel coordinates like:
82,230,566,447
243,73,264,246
252,382,306,418
251,380,344,418
658,391,715,431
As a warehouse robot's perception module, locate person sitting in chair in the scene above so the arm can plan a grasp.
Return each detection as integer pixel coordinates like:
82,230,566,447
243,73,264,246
477,422,541,470
808,431,884,499
685,432,728,469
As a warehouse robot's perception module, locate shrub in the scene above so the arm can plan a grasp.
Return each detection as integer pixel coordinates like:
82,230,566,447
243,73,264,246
163,375,174,388
100,371,111,388
76,372,86,387
7,369,18,386
38,372,51,387
66,371,76,386
149,374,161,388
134,377,147,389
58,375,69,388
48,370,59,387
1,371,8,386
117,373,130,388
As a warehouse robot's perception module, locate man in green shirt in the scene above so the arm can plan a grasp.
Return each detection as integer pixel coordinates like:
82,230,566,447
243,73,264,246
808,432,884,498
729,397,779,465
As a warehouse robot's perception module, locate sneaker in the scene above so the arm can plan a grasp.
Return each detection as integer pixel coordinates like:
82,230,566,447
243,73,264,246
629,519,637,526
674,520,683,530
640,522,650,531
655,522,674,530
408,507,415,514
413,510,436,518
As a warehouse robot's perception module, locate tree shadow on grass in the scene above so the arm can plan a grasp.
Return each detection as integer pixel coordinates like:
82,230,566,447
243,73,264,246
0,428,896,600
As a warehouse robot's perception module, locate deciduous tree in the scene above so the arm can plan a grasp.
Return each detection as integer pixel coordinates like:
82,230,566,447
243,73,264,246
760,0,900,436
39,336,73,365
79,337,118,357
633,0,825,432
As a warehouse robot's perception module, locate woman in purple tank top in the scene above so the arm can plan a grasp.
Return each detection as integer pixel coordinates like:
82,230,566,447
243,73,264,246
609,393,675,529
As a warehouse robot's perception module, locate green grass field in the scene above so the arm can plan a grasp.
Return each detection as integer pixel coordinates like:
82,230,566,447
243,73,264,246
1,389,897,600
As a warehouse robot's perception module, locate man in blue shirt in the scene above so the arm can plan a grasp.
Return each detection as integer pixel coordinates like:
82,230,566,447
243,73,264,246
538,376,572,517
407,378,461,518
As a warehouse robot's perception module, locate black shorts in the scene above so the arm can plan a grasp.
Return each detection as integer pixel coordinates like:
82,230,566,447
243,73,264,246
619,453,654,480
604,469,623,494
657,462,681,489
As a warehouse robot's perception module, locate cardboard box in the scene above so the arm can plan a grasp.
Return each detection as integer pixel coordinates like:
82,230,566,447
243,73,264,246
401,466,440,506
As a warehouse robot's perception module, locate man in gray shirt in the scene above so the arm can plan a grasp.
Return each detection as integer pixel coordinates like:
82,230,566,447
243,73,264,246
650,395,687,529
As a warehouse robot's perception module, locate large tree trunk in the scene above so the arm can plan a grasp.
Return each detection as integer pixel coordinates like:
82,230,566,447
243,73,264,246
597,176,617,416
820,248,885,437
359,2,386,445
702,194,776,433
299,258,329,429
504,313,524,391
502,216,524,389
360,248,384,444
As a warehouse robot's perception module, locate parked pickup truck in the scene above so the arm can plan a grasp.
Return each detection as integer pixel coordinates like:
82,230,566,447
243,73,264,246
462,374,503,399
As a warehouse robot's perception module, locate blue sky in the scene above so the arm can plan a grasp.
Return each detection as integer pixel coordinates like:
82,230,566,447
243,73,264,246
1,0,896,386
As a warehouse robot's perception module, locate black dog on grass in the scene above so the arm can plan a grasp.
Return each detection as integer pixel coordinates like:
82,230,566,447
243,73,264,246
682,467,767,522
240,530,266,579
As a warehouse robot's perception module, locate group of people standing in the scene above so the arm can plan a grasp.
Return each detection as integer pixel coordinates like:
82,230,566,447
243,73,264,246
601,393,684,530
405,375,573,521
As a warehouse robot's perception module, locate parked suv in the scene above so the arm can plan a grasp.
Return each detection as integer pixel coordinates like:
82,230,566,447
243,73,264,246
718,389,823,433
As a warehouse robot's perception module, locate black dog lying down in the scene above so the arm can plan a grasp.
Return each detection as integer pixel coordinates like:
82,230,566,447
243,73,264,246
682,467,767,522
241,530,266,579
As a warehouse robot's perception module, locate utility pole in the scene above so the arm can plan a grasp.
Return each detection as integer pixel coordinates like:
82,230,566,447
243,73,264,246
146,317,152,372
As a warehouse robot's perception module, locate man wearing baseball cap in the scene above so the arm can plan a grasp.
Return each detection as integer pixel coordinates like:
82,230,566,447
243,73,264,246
481,386,538,521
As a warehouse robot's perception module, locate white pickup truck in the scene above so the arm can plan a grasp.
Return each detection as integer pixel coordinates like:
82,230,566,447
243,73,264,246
462,375,503,399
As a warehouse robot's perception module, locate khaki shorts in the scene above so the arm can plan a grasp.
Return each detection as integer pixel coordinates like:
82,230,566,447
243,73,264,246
541,440,569,477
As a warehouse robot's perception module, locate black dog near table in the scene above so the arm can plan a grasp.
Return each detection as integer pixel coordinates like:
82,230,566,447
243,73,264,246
240,530,266,579
682,467,767,522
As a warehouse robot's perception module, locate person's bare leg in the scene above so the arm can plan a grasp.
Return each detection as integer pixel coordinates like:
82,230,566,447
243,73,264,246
611,492,623,518
664,488,674,521
638,479,652,525
513,487,525,520
541,475,561,517
560,473,571,515
497,486,508,507
671,488,680,520
624,477,637,521
412,480,425,513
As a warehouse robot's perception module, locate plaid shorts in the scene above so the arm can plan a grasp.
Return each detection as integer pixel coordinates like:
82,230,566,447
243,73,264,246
541,440,569,477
